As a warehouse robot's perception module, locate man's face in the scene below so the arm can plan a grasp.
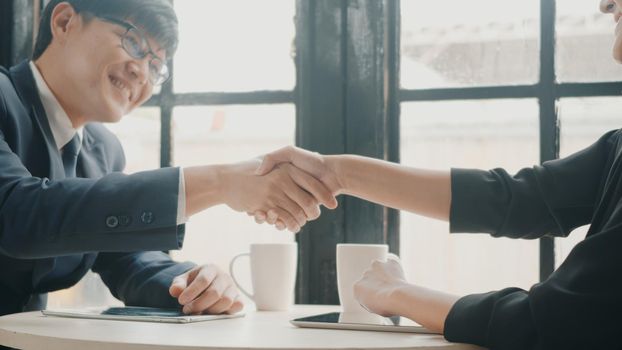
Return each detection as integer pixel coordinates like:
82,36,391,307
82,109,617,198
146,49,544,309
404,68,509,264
60,13,166,123
601,0,622,63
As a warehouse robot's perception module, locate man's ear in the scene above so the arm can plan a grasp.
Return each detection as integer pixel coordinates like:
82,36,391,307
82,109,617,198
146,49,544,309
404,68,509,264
49,2,80,46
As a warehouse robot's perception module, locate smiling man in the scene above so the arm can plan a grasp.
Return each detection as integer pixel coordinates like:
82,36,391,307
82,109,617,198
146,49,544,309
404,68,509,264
0,0,336,319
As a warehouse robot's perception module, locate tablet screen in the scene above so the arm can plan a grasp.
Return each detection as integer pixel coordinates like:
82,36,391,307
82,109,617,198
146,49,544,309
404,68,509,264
101,306,186,317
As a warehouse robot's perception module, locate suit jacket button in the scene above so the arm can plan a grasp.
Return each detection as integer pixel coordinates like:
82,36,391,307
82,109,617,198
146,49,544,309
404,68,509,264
106,216,119,228
141,211,154,224
119,215,131,227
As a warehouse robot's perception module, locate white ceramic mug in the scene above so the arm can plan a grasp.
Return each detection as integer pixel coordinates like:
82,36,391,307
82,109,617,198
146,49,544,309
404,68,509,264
336,243,399,314
229,243,298,311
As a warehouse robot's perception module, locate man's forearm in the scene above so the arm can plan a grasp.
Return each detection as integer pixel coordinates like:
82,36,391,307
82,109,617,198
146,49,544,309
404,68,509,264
326,155,451,221
183,165,225,217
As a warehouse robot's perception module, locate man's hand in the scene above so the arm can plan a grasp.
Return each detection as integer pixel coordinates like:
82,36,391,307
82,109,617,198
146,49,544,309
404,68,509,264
353,258,407,317
252,146,342,227
169,264,243,315
219,159,335,233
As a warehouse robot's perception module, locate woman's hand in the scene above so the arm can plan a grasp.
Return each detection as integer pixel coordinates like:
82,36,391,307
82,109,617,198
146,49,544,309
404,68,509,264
353,258,408,317
353,258,460,333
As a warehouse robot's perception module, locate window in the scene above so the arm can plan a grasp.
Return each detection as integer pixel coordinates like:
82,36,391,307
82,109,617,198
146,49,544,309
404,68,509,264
400,100,540,293
399,0,622,295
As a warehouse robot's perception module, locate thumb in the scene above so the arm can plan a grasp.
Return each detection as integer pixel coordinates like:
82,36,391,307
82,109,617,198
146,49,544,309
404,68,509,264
255,147,294,175
169,273,189,298
254,157,275,176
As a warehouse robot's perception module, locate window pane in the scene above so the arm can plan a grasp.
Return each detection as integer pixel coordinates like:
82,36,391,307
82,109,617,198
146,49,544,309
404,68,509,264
106,108,161,173
556,1,622,82
555,97,622,268
400,100,540,295
401,0,539,89
47,108,160,308
173,0,295,93
172,105,295,304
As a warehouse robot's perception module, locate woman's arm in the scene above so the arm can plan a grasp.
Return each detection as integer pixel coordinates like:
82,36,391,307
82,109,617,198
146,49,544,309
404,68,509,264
331,155,451,221
255,147,451,222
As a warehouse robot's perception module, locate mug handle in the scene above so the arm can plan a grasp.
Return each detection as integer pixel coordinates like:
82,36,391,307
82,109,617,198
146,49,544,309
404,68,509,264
229,253,254,300
387,252,400,261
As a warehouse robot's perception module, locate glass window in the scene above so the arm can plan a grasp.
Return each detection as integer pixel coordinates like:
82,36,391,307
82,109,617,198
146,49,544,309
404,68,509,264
556,0,622,82
105,108,162,173
400,0,539,89
400,99,540,295
171,105,296,300
555,97,622,268
173,0,296,93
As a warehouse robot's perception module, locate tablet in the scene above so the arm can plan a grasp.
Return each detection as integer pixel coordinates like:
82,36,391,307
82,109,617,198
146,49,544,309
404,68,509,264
42,306,245,324
290,312,437,334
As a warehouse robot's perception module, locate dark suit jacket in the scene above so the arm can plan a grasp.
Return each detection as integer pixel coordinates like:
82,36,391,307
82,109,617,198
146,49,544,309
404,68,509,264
0,61,195,316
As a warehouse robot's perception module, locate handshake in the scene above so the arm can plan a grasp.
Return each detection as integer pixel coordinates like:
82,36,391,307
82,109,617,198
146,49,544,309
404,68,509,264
184,145,343,233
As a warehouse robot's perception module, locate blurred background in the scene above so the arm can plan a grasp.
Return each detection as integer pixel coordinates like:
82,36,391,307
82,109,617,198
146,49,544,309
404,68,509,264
2,0,621,309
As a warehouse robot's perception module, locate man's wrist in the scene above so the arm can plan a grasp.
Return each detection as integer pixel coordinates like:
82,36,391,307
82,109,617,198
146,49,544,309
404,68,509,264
183,165,225,215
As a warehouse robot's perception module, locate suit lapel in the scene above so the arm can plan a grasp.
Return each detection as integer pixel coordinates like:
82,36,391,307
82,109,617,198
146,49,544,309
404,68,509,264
9,61,65,180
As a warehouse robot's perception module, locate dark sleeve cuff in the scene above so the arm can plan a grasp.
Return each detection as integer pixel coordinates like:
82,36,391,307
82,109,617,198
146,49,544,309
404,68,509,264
449,168,508,235
444,288,537,350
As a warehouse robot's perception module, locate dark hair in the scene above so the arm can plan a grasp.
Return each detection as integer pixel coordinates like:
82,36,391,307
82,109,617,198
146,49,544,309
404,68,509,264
32,0,178,60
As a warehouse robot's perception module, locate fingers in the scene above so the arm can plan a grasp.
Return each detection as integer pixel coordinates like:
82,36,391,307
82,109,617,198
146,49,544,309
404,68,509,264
204,286,240,314
250,211,267,224
177,266,244,315
183,275,242,315
169,270,191,298
178,266,218,306
182,274,226,314
255,146,295,176
285,164,335,215
267,207,301,233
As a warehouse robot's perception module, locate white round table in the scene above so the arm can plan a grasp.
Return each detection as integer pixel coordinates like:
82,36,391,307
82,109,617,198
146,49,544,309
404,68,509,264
0,305,484,350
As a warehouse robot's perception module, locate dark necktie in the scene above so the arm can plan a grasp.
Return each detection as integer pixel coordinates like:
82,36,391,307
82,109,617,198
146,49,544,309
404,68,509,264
40,134,83,285
61,134,81,178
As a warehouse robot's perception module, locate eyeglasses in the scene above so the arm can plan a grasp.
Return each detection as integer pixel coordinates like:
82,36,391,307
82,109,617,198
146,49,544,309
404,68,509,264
97,16,170,86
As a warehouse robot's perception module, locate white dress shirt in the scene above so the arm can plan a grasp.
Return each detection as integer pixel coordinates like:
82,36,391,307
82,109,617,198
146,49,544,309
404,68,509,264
29,61,187,224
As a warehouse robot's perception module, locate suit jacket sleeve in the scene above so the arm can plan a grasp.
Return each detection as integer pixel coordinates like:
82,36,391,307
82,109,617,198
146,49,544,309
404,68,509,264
0,109,185,259
449,129,618,239
92,251,196,308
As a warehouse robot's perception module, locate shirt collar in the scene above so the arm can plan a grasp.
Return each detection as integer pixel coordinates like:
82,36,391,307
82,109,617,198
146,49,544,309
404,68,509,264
29,61,84,151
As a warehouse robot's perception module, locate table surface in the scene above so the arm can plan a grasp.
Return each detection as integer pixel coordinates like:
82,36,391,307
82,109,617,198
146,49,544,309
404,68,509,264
0,305,484,350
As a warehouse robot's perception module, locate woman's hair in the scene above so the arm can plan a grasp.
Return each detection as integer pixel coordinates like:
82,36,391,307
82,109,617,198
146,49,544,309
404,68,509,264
32,0,178,60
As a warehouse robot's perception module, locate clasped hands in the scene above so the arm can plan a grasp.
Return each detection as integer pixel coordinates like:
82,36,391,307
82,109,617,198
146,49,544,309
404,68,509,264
246,146,342,232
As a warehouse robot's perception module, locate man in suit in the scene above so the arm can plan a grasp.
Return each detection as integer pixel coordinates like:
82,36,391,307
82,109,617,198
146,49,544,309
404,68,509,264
0,0,336,317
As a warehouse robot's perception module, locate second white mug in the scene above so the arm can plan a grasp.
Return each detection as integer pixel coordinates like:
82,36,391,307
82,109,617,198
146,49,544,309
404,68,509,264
229,243,297,311
336,243,399,314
